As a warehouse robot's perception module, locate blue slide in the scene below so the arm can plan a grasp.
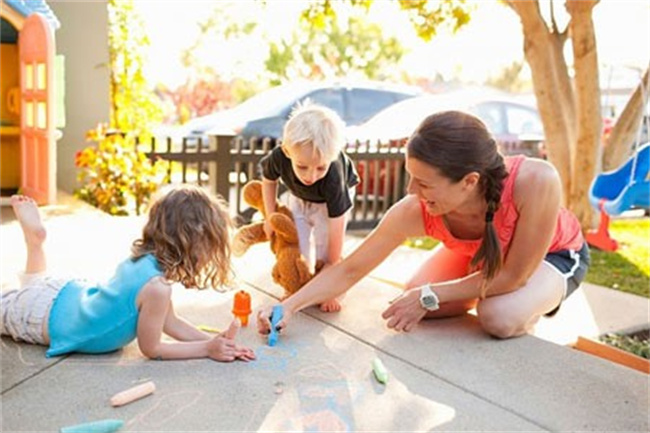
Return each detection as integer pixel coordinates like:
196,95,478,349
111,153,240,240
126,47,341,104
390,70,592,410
589,142,650,215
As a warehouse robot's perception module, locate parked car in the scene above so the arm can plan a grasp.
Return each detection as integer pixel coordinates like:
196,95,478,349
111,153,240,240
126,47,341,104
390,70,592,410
181,80,422,147
346,89,545,157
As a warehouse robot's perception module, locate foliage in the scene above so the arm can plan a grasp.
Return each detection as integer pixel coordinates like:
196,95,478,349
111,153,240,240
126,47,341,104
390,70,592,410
301,0,472,41
75,124,168,216
156,76,239,124
107,0,162,137
396,0,472,41
75,0,166,216
266,14,406,85
600,331,650,360
485,61,531,93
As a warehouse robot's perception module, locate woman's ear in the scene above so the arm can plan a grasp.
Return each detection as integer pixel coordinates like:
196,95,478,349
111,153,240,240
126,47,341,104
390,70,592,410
462,172,481,190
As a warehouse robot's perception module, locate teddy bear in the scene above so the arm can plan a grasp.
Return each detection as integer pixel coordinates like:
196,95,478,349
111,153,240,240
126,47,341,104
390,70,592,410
232,180,319,296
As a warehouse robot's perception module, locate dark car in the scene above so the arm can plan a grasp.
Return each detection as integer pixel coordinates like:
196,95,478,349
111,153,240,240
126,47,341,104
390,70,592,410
181,80,422,146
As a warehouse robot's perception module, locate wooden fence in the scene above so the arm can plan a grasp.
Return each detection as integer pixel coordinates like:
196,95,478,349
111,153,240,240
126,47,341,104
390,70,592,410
137,134,408,229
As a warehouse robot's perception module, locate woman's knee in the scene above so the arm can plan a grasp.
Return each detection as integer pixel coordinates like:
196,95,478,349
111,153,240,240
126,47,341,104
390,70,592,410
477,301,530,339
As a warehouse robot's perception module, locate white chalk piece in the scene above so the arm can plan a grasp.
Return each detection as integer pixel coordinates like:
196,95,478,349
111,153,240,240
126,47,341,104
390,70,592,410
110,381,156,407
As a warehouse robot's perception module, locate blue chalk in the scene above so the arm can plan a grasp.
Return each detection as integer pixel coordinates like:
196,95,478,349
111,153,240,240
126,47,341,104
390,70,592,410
268,305,284,347
60,419,124,433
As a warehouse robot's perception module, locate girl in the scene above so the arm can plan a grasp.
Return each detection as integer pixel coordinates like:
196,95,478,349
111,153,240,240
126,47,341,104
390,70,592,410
2,186,255,361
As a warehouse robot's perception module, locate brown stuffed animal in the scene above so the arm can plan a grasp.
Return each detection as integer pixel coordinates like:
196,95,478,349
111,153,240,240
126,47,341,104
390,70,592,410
232,180,316,296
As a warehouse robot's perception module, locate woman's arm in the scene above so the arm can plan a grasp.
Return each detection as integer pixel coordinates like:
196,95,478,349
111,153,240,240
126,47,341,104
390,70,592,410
258,195,426,332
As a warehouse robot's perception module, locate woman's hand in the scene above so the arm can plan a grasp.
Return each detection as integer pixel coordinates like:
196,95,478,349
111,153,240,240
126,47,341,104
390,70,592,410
207,320,256,362
256,304,292,335
381,288,427,332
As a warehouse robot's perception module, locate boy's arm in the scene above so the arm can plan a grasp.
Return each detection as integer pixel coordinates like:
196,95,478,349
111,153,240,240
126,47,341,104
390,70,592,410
261,177,278,216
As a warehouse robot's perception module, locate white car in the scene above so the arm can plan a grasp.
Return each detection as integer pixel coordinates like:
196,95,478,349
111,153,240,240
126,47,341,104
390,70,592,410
346,88,545,158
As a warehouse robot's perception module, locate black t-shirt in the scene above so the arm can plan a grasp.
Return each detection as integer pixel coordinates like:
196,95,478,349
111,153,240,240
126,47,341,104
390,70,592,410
260,147,360,218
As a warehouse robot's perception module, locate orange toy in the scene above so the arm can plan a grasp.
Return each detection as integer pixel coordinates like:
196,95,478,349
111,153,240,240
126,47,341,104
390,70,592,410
232,290,252,326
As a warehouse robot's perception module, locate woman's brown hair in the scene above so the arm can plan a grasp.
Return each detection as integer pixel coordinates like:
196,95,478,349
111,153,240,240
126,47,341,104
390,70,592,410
131,184,234,290
407,110,508,294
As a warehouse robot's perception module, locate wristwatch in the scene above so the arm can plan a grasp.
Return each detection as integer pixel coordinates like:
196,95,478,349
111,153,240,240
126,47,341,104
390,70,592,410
419,283,440,311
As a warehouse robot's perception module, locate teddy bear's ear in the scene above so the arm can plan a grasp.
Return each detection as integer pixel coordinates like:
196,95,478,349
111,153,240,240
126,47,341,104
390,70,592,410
269,213,299,243
242,180,264,211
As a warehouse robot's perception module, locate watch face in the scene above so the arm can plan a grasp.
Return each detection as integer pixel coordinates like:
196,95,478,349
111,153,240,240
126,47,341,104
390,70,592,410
422,295,438,309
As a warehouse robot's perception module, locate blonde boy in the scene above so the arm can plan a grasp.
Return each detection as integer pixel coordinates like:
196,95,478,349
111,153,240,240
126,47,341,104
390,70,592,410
259,102,359,312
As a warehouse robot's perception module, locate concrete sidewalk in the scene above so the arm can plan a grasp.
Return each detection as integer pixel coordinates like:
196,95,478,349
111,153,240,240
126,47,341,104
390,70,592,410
1,199,648,431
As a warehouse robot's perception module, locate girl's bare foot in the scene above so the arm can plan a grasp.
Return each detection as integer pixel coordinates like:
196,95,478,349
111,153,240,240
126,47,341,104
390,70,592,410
10,195,46,246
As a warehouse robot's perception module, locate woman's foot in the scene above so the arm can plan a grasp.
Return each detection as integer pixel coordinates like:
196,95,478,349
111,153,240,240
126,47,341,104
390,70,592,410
11,195,46,246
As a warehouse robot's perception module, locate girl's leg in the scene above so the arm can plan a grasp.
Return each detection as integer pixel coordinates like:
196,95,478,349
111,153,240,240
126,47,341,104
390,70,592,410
406,244,476,318
476,261,565,339
10,195,47,275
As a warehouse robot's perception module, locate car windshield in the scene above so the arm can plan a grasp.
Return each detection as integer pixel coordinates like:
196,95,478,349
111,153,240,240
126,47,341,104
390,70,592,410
230,83,317,120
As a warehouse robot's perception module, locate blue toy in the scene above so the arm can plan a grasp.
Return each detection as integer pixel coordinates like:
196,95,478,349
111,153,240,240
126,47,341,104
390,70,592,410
268,305,284,347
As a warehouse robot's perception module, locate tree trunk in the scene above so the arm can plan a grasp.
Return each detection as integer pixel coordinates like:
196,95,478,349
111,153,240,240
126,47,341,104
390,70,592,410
506,0,572,206
603,65,650,171
566,0,600,229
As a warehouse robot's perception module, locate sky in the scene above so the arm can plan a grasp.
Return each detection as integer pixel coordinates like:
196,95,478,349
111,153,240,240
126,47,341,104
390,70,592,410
135,0,650,90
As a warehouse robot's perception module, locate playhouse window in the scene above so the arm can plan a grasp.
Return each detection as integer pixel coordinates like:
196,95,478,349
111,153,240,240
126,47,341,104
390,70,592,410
37,63,46,90
25,64,33,90
37,102,47,129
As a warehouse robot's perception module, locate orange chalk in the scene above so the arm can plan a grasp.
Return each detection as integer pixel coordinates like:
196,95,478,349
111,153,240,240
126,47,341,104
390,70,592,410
232,290,252,326
110,381,156,407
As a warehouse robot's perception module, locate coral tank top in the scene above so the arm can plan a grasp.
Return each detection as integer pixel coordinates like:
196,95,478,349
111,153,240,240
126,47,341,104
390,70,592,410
420,155,584,259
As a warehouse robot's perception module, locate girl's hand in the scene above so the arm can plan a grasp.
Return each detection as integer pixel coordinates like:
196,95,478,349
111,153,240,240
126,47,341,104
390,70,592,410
256,304,291,335
207,320,256,362
381,289,427,332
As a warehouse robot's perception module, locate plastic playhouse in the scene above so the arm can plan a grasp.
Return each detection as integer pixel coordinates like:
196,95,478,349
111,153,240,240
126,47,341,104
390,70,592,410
1,0,62,205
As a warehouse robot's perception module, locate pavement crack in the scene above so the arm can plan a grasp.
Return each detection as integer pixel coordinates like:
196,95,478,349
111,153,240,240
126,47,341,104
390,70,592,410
1,356,68,395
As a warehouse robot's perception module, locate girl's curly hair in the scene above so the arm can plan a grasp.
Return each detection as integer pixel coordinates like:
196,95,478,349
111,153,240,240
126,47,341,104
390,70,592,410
131,184,234,290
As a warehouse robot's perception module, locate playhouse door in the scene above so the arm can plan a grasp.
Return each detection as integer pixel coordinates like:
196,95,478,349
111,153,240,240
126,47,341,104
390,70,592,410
19,13,56,205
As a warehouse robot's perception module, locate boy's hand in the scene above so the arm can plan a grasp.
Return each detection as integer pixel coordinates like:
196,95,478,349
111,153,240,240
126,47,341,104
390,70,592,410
256,304,291,335
263,219,275,240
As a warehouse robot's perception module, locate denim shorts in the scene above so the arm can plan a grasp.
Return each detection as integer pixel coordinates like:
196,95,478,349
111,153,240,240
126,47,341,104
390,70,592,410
543,241,591,316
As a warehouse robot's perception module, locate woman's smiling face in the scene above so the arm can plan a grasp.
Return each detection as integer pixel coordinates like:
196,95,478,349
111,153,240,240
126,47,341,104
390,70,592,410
405,155,479,216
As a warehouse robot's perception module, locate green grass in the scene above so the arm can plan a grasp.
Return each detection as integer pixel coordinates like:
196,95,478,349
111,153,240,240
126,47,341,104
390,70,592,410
404,217,650,299
585,218,649,298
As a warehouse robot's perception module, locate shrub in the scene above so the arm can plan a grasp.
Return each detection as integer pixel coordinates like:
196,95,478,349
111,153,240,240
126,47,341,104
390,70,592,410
74,124,168,216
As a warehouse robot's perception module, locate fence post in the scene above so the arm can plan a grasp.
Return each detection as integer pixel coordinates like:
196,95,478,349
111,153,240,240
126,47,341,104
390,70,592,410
210,134,234,201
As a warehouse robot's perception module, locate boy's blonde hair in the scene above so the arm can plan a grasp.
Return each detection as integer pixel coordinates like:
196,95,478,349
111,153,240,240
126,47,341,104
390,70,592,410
281,100,346,162
131,184,234,290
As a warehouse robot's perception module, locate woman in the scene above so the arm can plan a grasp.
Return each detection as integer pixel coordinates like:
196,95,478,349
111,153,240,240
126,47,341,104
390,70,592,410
258,110,589,339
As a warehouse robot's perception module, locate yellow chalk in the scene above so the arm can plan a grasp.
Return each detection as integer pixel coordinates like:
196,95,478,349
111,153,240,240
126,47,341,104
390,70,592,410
198,324,221,333
110,381,156,407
